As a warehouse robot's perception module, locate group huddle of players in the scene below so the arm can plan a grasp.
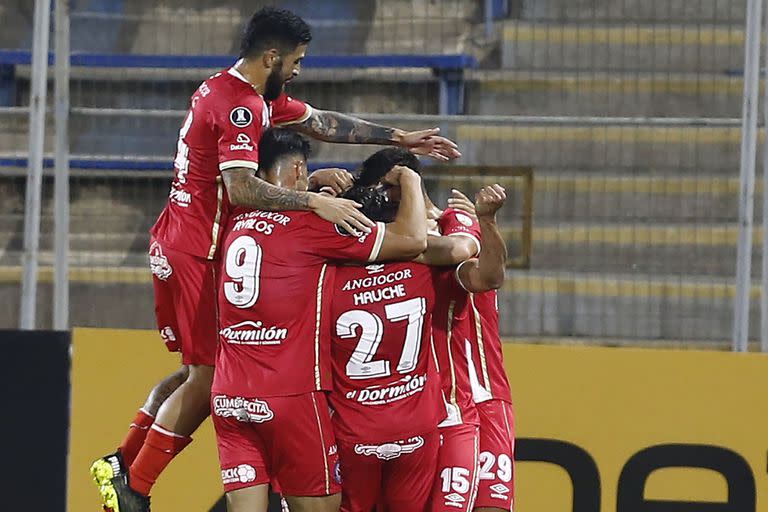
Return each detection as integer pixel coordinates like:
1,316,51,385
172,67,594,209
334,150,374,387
89,7,514,512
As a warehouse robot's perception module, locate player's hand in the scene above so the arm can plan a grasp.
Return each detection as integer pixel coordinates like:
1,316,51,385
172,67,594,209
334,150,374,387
309,168,354,195
447,188,477,218
309,193,375,234
318,186,339,197
475,184,506,219
386,165,420,184
398,128,461,161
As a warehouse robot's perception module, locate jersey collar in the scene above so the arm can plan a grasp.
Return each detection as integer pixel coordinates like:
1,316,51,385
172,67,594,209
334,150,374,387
228,59,257,91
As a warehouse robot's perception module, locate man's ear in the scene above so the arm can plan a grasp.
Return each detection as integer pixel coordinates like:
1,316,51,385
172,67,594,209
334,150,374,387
262,48,279,68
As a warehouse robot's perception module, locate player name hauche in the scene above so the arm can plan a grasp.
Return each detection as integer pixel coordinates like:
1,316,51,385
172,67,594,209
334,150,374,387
342,268,414,306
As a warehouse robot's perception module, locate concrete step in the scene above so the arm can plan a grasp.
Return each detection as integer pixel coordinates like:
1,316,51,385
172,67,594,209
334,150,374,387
500,270,756,340
6,222,757,278
9,118,748,172
515,0,747,24
82,1,470,56
454,123,757,170
0,280,154,330
501,21,745,72
30,66,752,119
0,232,149,258
466,71,746,118
0,265,753,340
61,69,751,118
427,173,747,223
516,222,759,276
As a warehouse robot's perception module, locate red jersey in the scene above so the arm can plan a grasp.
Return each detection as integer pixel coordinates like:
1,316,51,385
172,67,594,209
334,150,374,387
212,209,386,399
430,208,485,427
150,64,310,260
465,290,513,403
438,209,513,405
328,262,449,443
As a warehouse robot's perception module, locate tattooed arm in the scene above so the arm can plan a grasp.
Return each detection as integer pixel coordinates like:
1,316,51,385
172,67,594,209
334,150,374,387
294,109,402,145
292,109,461,161
221,168,374,233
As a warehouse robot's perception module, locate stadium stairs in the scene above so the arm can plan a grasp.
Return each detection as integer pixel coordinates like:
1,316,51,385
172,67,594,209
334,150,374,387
0,0,760,346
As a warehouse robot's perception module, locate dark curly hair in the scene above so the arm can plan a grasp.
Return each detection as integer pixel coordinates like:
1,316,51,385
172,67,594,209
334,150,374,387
343,185,398,224
355,147,421,187
258,128,312,173
240,7,312,58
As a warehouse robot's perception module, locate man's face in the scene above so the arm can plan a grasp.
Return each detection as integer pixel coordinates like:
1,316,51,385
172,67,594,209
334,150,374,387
264,43,307,101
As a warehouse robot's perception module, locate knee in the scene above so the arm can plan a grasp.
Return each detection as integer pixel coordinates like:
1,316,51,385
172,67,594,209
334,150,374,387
186,364,215,391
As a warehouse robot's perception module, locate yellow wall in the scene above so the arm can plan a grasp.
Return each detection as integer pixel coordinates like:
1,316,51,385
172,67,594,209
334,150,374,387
70,329,768,511
69,328,222,511
507,343,767,511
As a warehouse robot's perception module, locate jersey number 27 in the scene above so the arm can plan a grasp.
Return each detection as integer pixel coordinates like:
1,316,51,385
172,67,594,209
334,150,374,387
336,297,426,380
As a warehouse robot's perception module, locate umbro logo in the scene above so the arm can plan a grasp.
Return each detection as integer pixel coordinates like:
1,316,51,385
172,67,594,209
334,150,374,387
490,483,510,500
365,264,385,274
444,493,465,508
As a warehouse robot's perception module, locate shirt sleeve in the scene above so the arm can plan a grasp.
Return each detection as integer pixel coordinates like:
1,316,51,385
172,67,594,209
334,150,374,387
214,94,268,172
301,215,387,263
438,208,482,257
271,93,312,126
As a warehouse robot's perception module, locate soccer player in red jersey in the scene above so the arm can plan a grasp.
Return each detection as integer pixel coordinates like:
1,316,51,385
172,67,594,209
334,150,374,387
91,6,463,511
212,129,430,512
327,184,447,512
436,194,515,512
351,149,509,512
437,191,515,512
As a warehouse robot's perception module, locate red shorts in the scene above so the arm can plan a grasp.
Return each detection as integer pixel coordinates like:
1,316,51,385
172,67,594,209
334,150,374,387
430,423,480,512
475,400,515,510
338,430,439,512
150,237,218,366
212,391,341,497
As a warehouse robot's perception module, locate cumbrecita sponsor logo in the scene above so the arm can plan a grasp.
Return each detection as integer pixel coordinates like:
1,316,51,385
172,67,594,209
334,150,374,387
213,395,274,423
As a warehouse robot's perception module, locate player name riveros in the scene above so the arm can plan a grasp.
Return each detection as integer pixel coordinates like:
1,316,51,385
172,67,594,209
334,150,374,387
342,268,413,292
232,211,292,235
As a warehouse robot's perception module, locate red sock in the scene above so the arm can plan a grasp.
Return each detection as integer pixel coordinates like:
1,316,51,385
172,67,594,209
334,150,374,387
118,409,155,466
129,424,192,496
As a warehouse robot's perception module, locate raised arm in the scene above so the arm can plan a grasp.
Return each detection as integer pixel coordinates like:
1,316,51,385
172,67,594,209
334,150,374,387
221,167,374,234
417,234,479,266
293,108,461,161
374,166,428,261
457,185,508,292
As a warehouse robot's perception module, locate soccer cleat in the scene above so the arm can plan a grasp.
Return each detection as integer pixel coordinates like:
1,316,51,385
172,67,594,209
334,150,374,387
91,451,126,509
103,473,151,512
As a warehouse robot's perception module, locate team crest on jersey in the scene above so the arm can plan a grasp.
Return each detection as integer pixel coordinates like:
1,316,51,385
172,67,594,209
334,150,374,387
455,213,474,227
353,436,424,460
148,242,172,280
212,395,274,423
230,106,253,128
